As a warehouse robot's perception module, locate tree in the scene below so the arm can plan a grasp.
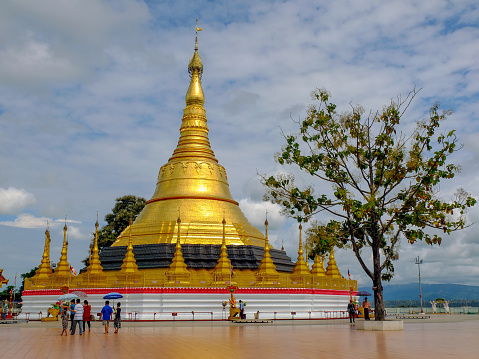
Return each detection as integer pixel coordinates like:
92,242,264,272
0,286,17,301
304,220,346,260
20,267,38,294
263,88,476,321
82,195,146,266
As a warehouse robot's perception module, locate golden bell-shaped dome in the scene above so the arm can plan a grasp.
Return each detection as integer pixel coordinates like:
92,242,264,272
113,38,265,247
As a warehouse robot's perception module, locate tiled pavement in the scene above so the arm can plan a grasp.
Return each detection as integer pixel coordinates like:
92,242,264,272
0,315,478,359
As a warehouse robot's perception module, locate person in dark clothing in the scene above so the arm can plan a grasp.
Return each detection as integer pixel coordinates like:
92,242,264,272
347,300,356,323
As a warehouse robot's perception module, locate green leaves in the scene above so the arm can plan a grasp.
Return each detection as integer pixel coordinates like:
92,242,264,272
262,86,476,289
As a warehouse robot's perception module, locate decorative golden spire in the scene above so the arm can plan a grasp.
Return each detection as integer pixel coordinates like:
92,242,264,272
113,24,266,248
213,217,235,285
311,253,326,277
325,248,342,278
292,224,310,276
166,216,190,285
119,218,140,274
256,216,279,285
55,222,71,277
36,226,53,278
86,217,104,275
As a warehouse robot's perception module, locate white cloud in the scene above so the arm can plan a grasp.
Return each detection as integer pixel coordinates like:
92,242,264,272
0,213,49,228
238,198,285,231
0,213,82,229
0,187,36,214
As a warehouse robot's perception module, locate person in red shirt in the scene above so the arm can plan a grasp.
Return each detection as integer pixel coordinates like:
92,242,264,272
82,300,91,332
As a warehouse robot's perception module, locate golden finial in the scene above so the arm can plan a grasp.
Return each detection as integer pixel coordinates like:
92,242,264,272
188,20,203,78
264,209,268,234
281,239,284,251
195,19,203,51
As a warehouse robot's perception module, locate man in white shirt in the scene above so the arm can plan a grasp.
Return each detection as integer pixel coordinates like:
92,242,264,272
71,298,84,335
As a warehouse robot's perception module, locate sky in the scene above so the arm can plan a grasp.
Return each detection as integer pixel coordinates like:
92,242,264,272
1,0,479,292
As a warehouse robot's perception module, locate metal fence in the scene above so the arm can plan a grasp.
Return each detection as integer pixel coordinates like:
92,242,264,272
384,299,479,308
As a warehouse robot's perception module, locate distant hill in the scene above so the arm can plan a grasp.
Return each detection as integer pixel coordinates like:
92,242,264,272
358,283,479,301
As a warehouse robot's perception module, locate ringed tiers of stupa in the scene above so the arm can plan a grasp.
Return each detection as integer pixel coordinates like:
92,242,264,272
22,32,357,320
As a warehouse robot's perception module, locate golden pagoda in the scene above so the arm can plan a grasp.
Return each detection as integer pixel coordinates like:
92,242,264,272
24,27,356,297
112,30,264,248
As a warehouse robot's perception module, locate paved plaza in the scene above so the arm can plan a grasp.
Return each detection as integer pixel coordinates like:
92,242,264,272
1,315,478,358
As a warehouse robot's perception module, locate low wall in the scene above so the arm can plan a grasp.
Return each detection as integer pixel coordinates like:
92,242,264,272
21,287,352,321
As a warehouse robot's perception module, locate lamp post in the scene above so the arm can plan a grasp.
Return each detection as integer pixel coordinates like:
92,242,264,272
415,256,424,313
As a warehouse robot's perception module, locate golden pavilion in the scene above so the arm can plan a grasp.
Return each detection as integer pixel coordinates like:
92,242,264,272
23,29,356,320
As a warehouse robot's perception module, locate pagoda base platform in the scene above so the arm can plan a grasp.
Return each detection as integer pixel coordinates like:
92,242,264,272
22,287,352,321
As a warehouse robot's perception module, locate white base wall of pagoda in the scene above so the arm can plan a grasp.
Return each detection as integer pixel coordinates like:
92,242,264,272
21,288,354,321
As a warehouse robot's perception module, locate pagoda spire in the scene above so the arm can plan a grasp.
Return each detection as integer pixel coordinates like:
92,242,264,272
292,224,310,276
256,214,279,285
311,253,326,277
166,215,190,285
111,22,266,248
119,218,140,274
213,217,235,285
169,20,214,163
325,248,342,278
55,222,71,277
36,226,53,278
86,217,104,275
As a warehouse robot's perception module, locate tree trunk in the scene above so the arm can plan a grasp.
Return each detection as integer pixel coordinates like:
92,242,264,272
372,241,385,321
371,216,386,321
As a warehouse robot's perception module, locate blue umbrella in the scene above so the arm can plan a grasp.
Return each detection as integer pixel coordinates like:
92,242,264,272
103,292,123,299
356,291,371,297
103,292,123,307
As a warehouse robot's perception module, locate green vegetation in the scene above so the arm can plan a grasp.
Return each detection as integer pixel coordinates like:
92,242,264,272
263,88,476,320
82,195,146,266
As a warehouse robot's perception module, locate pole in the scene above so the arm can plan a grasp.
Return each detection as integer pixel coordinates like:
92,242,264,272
415,256,424,313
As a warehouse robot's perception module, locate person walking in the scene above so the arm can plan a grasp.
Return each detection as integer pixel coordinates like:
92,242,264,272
60,307,69,336
69,299,75,334
101,300,113,334
71,298,84,335
347,299,356,323
362,297,371,320
114,302,121,334
83,300,91,333
239,300,245,319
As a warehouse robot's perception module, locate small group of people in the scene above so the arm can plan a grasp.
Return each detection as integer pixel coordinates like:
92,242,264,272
60,299,121,336
61,299,90,336
347,297,371,323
